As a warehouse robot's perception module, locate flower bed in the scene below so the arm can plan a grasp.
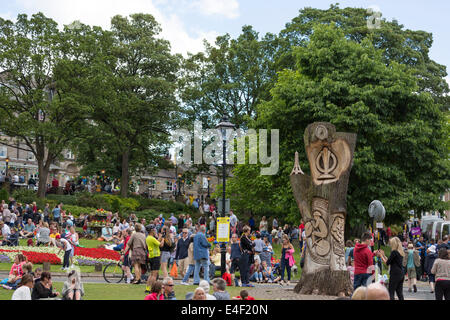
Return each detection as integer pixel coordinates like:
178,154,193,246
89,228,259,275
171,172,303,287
0,248,61,265
0,246,120,266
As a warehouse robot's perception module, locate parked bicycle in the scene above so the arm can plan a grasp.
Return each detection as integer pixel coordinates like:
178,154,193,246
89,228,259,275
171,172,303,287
103,260,125,283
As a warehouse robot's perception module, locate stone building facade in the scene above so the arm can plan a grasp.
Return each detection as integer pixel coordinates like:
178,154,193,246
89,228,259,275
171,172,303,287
134,165,220,201
0,135,80,187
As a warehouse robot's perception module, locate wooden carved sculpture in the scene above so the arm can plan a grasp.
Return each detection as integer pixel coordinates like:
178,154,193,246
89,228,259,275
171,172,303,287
291,122,356,296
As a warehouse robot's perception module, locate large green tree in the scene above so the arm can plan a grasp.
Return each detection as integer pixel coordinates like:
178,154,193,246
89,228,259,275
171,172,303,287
59,14,180,197
0,13,88,197
228,23,449,234
180,25,278,129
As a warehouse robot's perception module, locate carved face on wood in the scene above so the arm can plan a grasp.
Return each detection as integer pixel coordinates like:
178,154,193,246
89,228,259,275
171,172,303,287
306,125,352,186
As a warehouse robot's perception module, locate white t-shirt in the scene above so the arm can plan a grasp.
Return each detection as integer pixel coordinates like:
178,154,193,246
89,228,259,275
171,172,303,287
203,204,210,213
1,224,11,238
11,286,31,300
61,238,73,251
113,225,120,234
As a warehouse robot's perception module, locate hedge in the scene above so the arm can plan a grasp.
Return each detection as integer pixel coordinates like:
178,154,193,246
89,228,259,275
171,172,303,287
63,205,97,217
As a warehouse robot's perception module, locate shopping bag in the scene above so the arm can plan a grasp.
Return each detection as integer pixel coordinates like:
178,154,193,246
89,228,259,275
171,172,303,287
170,262,178,278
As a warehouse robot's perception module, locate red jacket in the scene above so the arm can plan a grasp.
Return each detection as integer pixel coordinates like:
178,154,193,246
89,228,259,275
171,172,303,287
353,243,374,275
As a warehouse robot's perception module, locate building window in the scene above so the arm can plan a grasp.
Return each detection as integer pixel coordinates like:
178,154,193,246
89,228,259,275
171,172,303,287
66,150,75,160
0,146,7,158
149,179,156,190
166,181,173,191
27,152,36,161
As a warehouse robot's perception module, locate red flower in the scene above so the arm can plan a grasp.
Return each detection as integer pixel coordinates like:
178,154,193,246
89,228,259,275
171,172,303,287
74,247,120,261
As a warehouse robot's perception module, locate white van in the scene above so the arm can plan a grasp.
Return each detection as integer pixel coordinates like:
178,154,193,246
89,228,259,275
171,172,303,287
431,221,450,241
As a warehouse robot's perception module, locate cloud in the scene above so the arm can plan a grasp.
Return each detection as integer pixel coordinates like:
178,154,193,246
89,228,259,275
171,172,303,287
4,0,218,55
191,0,240,19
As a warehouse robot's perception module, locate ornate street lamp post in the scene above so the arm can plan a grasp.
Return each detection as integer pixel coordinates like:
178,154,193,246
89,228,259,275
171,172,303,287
216,115,234,276
5,157,10,181
177,173,182,196
207,176,211,198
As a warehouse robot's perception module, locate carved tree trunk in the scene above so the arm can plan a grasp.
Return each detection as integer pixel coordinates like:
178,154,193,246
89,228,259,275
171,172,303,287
290,123,356,296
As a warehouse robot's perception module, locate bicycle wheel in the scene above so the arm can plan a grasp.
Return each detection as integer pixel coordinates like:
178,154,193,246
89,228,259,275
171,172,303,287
103,262,124,283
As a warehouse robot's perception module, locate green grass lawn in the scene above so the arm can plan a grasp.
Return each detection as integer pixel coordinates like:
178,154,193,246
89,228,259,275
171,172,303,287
0,282,245,300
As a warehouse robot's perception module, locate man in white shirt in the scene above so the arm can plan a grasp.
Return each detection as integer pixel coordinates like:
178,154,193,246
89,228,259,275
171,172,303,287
203,203,210,214
11,275,33,300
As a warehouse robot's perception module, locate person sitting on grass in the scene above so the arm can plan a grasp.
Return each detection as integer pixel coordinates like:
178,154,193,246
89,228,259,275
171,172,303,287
36,222,51,246
100,223,113,242
49,223,60,247
11,274,34,300
162,277,176,300
211,278,230,300
20,218,35,239
62,270,84,300
33,268,42,284
4,227,19,246
365,282,390,300
232,289,255,300
2,254,27,290
192,287,206,300
22,262,34,277
31,272,60,300
199,280,217,300
209,245,222,279
261,260,276,283
144,280,164,300
249,259,263,283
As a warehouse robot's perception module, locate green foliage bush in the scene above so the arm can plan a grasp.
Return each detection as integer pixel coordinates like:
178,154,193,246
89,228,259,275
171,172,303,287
136,198,196,214
63,204,97,217
0,188,9,202
100,194,140,213
46,194,79,206
11,188,36,204
134,209,164,221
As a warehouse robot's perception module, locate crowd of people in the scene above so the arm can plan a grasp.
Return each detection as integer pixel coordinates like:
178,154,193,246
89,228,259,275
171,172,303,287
1,194,449,301
2,252,84,300
345,231,450,300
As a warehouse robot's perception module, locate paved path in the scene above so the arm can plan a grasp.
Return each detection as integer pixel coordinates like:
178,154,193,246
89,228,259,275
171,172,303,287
1,271,436,300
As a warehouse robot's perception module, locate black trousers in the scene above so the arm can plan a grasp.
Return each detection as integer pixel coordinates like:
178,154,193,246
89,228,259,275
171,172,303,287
239,252,250,284
388,274,404,300
435,280,450,300
63,250,71,268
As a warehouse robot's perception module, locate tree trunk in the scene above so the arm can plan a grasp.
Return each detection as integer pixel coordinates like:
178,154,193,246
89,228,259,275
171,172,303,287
120,149,130,198
290,122,357,297
37,159,50,199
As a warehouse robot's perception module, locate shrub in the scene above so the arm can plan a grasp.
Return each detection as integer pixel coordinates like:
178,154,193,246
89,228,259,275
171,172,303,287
0,187,9,202
100,194,140,213
11,188,36,204
46,194,78,206
76,192,109,209
134,209,162,221
63,205,97,217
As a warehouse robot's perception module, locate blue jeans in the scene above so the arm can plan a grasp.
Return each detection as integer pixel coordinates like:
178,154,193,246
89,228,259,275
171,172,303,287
193,259,209,284
249,272,263,282
182,264,195,283
353,273,371,290
262,270,275,281
209,264,220,279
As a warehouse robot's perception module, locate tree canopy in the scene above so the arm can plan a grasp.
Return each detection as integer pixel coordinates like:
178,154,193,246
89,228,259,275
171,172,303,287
227,23,449,232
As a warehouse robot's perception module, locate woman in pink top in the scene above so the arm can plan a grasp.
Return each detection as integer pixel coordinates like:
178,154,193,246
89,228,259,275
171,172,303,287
279,235,295,286
144,281,164,300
